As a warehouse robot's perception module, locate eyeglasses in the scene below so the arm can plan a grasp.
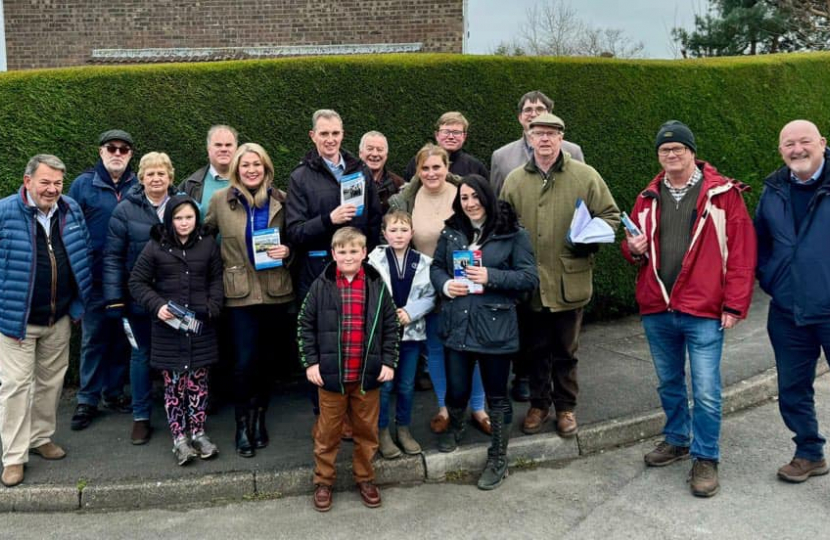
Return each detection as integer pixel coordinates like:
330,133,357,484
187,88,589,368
522,106,548,115
530,129,561,139
105,145,132,156
437,129,465,137
657,146,687,157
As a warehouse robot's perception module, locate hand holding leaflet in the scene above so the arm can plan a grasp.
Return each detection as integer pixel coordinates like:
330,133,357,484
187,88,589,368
567,198,616,244
621,211,642,236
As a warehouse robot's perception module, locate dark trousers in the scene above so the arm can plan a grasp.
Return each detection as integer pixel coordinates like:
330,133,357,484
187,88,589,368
227,303,293,410
768,303,830,461
526,307,583,412
445,349,512,421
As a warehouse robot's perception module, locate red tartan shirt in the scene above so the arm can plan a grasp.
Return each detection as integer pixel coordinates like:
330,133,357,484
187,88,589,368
336,267,366,383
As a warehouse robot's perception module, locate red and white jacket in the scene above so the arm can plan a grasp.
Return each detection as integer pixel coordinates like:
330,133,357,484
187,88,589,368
621,161,757,320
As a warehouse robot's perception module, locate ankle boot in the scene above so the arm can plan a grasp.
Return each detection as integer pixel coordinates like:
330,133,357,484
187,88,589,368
437,407,466,453
477,410,510,490
396,426,422,455
378,427,402,459
235,407,255,458
252,407,269,449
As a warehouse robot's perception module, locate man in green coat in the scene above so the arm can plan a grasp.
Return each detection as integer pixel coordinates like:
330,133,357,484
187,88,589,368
501,113,620,437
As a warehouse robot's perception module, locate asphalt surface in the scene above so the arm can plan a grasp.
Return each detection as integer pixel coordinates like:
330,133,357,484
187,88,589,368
0,286,792,511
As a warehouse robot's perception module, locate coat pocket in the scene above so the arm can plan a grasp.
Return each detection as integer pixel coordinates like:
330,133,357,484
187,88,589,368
560,255,593,304
471,303,518,349
265,268,293,298
223,265,250,299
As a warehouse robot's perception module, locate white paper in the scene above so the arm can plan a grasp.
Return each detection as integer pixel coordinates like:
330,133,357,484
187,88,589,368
568,199,616,244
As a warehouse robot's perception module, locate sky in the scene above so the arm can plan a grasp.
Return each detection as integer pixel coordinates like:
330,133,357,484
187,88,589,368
466,0,705,59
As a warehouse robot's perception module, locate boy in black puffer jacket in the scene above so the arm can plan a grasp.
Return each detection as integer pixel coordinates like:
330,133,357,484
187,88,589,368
129,195,224,466
298,227,398,512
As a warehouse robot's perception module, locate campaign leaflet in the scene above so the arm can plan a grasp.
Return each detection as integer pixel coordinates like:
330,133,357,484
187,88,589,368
122,317,139,350
453,250,484,294
163,300,203,335
567,198,616,244
252,227,283,270
340,171,366,217
621,211,642,236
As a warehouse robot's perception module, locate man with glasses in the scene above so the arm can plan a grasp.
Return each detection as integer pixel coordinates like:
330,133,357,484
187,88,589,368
68,129,138,431
756,120,830,484
622,120,756,497
404,111,489,181
501,113,619,441
490,90,584,196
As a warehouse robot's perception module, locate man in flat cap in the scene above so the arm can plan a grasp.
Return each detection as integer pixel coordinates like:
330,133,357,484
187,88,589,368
501,113,619,440
68,129,138,431
622,121,756,497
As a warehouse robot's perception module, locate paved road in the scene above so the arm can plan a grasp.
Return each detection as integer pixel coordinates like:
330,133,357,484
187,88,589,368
5,375,828,540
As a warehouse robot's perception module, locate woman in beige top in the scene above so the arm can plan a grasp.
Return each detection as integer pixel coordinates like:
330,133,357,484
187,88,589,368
390,144,491,437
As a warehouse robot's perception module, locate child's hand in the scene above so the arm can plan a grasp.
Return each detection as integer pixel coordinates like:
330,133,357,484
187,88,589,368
157,305,175,321
377,365,395,382
306,364,324,387
396,308,411,326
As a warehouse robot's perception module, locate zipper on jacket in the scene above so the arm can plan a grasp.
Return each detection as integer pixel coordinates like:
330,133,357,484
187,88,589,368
360,286,386,395
46,233,58,326
337,318,345,394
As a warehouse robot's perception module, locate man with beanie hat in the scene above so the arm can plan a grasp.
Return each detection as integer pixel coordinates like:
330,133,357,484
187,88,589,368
622,120,757,497
68,129,138,431
501,112,620,440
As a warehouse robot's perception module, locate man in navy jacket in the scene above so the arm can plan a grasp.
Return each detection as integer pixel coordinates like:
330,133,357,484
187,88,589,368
68,129,138,430
756,119,830,483
0,155,92,487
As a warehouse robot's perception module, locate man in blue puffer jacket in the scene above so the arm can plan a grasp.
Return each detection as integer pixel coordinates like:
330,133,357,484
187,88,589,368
68,129,138,430
756,119,830,484
0,155,92,487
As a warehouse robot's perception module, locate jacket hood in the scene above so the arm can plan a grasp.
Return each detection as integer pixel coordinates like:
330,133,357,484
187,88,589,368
149,194,212,247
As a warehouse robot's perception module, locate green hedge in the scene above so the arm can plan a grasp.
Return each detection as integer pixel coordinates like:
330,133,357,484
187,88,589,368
2,52,829,326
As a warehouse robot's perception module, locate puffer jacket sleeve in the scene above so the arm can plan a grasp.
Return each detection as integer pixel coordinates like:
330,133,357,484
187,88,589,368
486,229,539,292
128,242,167,320
297,279,322,368
103,204,130,304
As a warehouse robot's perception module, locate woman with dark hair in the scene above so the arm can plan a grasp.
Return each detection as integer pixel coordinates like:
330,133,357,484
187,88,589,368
430,174,539,490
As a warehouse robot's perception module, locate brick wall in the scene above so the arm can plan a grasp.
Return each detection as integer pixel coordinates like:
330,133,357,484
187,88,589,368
3,0,464,70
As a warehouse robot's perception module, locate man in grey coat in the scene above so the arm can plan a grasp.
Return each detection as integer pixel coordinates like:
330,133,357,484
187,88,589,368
490,90,584,196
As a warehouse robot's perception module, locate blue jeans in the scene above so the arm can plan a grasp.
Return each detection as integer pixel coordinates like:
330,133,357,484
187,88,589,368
642,312,724,461
379,340,421,428
426,312,485,412
768,303,830,461
129,315,152,421
77,298,129,407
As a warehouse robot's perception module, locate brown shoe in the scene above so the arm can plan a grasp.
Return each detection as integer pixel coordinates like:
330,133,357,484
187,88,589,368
688,459,719,497
777,457,829,483
430,412,450,434
130,420,152,445
342,417,354,441
313,484,333,512
471,414,492,436
29,442,66,460
522,407,550,434
644,440,691,467
357,481,382,508
556,411,578,437
1,464,24,487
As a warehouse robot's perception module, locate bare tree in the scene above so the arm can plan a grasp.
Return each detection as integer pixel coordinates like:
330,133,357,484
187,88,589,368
498,0,645,58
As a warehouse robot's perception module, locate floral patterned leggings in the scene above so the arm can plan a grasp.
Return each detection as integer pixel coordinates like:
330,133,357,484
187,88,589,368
162,368,209,440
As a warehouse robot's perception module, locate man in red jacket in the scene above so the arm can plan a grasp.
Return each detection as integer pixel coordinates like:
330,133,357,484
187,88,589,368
622,121,757,498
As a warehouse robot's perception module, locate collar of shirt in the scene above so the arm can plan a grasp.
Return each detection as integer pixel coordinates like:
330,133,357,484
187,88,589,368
323,154,346,179
523,135,534,157
208,164,228,182
25,190,58,236
789,158,825,186
662,166,703,202
336,265,365,285
146,194,170,221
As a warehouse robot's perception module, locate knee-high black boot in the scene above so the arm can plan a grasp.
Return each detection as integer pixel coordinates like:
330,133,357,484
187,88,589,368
437,407,466,453
478,405,510,490
252,407,269,449
235,406,255,458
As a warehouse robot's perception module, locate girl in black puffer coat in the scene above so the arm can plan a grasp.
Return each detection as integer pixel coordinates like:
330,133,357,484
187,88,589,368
129,195,224,465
